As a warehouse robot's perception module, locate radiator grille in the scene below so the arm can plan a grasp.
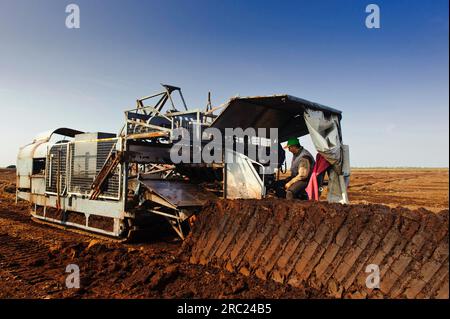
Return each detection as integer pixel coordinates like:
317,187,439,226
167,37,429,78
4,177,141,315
45,144,68,194
96,140,121,198
68,140,120,198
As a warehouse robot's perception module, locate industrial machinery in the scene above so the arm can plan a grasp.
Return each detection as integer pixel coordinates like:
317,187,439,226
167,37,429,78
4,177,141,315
16,84,349,240
16,85,449,299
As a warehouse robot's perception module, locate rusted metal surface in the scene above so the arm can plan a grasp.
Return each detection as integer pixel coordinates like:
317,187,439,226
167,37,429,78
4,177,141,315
125,131,168,140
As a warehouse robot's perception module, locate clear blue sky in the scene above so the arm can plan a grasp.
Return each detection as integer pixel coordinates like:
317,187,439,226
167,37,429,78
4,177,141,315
0,0,448,167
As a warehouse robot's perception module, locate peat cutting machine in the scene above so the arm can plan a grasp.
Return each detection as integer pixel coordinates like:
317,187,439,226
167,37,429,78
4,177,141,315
16,84,350,241
16,85,450,300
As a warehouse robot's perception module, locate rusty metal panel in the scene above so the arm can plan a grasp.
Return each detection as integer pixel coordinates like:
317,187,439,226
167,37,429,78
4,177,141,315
31,176,46,195
17,191,30,201
17,144,33,189
141,179,216,208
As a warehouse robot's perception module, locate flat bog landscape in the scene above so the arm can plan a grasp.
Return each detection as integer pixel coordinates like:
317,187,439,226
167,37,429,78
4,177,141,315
348,168,448,212
1,0,448,310
0,168,448,298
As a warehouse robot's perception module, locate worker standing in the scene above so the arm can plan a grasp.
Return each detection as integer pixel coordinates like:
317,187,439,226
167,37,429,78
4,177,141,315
275,137,315,200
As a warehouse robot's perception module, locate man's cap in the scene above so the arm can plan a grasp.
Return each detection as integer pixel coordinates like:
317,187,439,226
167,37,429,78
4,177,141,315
284,137,300,149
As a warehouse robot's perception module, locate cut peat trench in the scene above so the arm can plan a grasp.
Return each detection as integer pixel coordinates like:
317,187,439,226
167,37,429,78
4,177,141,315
186,199,449,299
0,168,448,298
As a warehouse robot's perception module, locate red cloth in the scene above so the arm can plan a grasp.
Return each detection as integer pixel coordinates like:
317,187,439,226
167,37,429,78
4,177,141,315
306,153,330,200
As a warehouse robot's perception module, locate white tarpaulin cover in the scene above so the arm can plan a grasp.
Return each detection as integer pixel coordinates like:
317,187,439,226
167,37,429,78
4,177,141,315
304,109,350,204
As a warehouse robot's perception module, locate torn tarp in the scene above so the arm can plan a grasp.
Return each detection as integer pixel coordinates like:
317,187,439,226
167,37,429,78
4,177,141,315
304,109,350,204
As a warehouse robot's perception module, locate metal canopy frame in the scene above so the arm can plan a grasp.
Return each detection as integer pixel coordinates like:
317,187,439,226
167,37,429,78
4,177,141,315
210,95,342,141
124,84,202,139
